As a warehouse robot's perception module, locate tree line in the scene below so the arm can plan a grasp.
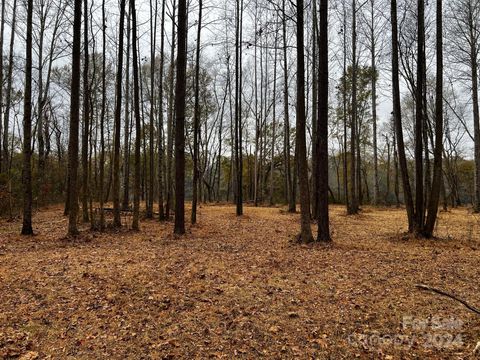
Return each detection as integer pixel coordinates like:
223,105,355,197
0,0,478,240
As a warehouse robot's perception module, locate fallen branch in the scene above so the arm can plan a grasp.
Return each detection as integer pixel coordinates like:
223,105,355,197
416,284,480,316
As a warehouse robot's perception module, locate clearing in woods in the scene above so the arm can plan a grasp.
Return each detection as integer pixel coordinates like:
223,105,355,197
0,204,479,358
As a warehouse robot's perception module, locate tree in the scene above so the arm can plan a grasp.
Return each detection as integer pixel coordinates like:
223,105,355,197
348,0,359,215
99,0,107,230
235,0,244,216
295,0,313,243
131,0,141,230
282,0,295,213
317,0,331,242
391,0,415,231
147,0,157,219
21,0,34,235
158,0,166,221
82,0,90,223
424,0,444,237
67,0,83,236
113,0,127,227
174,0,187,234
192,0,203,224
0,0,4,173
414,0,426,233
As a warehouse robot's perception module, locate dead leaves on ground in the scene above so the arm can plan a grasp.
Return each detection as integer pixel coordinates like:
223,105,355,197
0,205,479,358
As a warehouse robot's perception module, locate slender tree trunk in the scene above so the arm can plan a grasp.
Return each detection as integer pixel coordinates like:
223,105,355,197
282,0,295,213
158,0,166,221
424,0,443,237
166,0,176,220
21,0,34,235
146,0,157,219
391,0,414,230
0,0,5,173
192,0,203,224
131,0,141,230
311,0,319,217
234,0,243,216
349,0,359,215
174,0,187,234
81,0,90,223
99,0,106,230
122,12,131,210
470,3,480,212
67,0,83,236
295,0,313,243
317,0,331,242
370,0,379,206
113,0,127,227
414,0,425,233
270,22,279,206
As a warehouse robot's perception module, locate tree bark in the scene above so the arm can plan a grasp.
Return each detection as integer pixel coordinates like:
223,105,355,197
113,0,127,227
317,0,331,242
174,0,187,234
67,0,83,236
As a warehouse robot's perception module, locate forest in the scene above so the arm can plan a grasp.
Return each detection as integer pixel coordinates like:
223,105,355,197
1,0,480,358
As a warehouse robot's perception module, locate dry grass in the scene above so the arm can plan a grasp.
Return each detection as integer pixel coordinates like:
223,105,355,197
0,204,479,359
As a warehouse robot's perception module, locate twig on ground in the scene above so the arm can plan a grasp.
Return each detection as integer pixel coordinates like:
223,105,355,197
416,284,480,316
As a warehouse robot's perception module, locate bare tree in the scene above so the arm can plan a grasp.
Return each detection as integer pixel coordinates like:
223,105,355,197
174,0,187,234
67,0,83,236
113,0,127,227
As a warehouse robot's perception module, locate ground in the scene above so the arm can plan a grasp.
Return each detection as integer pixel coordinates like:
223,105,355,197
0,204,479,359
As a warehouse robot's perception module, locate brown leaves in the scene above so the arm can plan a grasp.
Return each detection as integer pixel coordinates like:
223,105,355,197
0,205,480,358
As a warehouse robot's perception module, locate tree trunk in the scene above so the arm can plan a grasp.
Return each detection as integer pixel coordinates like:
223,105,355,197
317,0,331,242
295,0,313,243
174,0,187,234
391,0,414,231
131,0,141,231
234,0,243,216
348,0,359,215
67,0,83,236
414,0,425,233
113,0,127,227
424,0,443,237
192,0,203,224
81,0,90,223
157,0,166,221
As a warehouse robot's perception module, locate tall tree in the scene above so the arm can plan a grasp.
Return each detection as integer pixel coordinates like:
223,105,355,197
348,0,359,215
131,0,141,230
414,0,426,233
82,0,90,223
234,0,244,216
113,0,127,227
317,0,331,242
424,0,443,237
146,0,157,219
296,0,313,243
99,0,106,229
21,0,34,235
282,0,295,213
192,0,203,224
174,0,187,234
0,0,4,173
67,0,83,236
157,0,166,221
391,0,414,231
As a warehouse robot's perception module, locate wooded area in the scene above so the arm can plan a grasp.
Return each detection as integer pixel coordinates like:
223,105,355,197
1,0,480,357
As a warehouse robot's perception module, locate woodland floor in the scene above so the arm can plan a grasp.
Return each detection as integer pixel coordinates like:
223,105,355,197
1,204,480,359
